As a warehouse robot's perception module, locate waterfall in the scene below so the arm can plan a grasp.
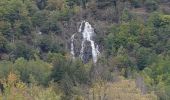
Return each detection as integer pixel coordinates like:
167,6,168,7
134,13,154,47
78,21,84,33
71,21,100,63
38,31,42,35
79,21,85,60
80,21,100,63
71,34,75,59
36,27,42,35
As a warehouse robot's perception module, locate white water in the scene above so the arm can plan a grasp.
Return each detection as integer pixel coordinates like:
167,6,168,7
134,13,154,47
78,21,85,33
71,21,100,63
79,21,85,60
79,21,100,63
36,27,42,35
71,34,75,59
38,31,42,35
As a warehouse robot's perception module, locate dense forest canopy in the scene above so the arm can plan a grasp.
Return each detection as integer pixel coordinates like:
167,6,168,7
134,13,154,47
0,0,170,100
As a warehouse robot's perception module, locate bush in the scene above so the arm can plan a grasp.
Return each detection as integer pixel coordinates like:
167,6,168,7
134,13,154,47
66,0,89,8
88,79,157,100
0,35,8,53
0,58,52,86
13,41,35,60
145,0,159,12
131,0,142,8
136,47,156,70
0,61,12,79
142,56,170,99
0,73,61,100
36,0,47,10
46,0,66,11
13,58,52,85
51,56,89,96
31,10,48,27
51,58,88,84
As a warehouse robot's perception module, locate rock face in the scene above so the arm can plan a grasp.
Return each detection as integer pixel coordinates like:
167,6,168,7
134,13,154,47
70,21,100,63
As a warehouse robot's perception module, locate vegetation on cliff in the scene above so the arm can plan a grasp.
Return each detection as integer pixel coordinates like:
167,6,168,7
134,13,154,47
0,0,170,100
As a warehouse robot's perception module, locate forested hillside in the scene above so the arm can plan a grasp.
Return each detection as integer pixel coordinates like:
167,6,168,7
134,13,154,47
0,0,170,100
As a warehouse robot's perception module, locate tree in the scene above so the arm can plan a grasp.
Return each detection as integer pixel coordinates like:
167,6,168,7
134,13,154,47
13,41,35,60
0,35,8,53
0,61,13,79
88,78,157,100
0,72,62,100
36,0,47,10
66,0,89,8
46,0,66,11
136,47,156,70
51,56,89,97
145,0,159,12
51,57,88,84
142,56,170,100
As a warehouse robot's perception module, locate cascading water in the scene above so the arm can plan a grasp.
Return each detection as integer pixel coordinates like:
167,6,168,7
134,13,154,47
38,31,42,35
79,21,84,33
71,34,75,59
71,21,100,63
80,21,100,63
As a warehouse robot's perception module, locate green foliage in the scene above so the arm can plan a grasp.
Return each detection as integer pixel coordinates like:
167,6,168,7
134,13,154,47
88,79,157,100
13,41,35,59
121,8,133,22
0,58,52,85
0,21,11,38
147,13,170,54
0,61,12,79
148,13,170,28
0,0,169,99
36,0,47,10
38,35,65,53
0,73,62,100
131,0,142,8
142,56,170,100
13,58,52,85
66,0,88,8
0,35,8,53
30,85,61,100
0,0,28,22
104,21,142,56
145,0,159,12
51,58,89,84
51,56,89,96
136,47,156,70
31,10,49,27
105,13,170,71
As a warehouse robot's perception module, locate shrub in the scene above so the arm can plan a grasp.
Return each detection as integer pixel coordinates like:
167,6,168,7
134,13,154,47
0,61,12,79
13,41,35,60
88,79,157,100
145,0,159,12
0,73,61,100
0,35,8,53
142,56,170,100
131,0,142,8
13,58,52,85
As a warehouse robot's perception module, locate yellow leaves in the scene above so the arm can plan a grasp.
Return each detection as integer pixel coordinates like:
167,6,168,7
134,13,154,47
160,15,170,25
88,78,157,100
72,6,81,14
46,0,67,11
7,72,18,86
2,71,26,90
73,95,85,100
29,86,61,100
0,0,28,17
0,72,29,100
16,81,26,90
0,72,61,100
